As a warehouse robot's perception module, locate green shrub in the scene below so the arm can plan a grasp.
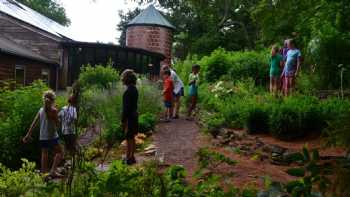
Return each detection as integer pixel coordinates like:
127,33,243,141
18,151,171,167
138,112,157,134
270,105,304,140
268,95,331,140
200,48,231,82
246,108,269,134
0,159,49,196
206,114,225,137
79,64,119,89
198,48,269,85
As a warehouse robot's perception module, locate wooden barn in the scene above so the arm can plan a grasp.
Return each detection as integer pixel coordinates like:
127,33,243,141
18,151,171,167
0,0,165,89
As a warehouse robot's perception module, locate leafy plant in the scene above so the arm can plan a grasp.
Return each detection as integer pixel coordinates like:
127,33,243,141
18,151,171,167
246,107,269,134
79,64,119,89
138,112,157,134
0,159,48,197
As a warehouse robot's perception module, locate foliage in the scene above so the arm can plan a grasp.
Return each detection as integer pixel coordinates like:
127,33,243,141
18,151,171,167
252,0,350,89
246,108,269,134
0,159,49,197
196,148,237,176
261,147,334,196
138,112,157,134
0,81,64,168
17,0,70,26
79,64,119,89
198,48,269,85
129,0,259,58
325,110,350,150
269,95,326,140
206,114,226,138
117,8,141,46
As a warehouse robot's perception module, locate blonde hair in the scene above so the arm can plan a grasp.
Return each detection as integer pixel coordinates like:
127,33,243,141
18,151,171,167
43,90,56,102
271,44,279,52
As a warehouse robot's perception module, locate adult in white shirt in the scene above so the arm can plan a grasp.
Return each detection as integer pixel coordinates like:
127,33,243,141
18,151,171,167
161,65,184,119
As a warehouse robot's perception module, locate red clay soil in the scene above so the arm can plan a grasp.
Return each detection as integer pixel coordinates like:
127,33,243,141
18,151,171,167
152,119,346,189
153,118,206,177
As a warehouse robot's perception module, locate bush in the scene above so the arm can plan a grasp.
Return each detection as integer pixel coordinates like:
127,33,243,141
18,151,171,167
206,114,225,137
138,112,157,134
0,159,49,196
79,64,119,89
269,95,326,140
246,108,269,134
198,48,269,85
270,105,304,140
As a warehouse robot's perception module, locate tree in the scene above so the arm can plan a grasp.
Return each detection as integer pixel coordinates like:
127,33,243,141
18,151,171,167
17,0,70,26
127,0,259,58
117,8,141,46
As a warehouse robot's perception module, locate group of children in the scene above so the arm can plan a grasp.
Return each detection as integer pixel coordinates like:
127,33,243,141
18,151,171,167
161,64,200,122
269,39,302,95
21,65,201,171
23,91,77,178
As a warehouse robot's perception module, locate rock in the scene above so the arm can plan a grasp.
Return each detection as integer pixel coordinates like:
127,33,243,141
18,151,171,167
262,145,272,153
144,144,156,151
144,149,156,156
271,145,287,155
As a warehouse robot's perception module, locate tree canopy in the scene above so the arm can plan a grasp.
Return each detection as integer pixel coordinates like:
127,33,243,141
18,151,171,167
117,8,141,46
17,0,70,26
124,0,258,58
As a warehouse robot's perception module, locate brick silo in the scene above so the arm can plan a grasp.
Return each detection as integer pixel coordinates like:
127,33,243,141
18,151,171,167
126,5,175,66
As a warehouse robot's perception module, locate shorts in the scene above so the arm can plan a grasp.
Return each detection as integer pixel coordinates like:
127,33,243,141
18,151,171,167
173,88,184,98
63,134,76,151
40,138,59,149
188,85,198,97
270,69,281,78
164,101,172,108
125,116,138,140
283,69,296,77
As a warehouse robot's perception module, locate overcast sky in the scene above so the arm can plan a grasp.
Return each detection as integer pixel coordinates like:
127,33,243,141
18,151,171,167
60,0,146,44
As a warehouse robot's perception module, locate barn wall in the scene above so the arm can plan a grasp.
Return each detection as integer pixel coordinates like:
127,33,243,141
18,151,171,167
0,53,56,89
0,13,63,63
126,26,173,66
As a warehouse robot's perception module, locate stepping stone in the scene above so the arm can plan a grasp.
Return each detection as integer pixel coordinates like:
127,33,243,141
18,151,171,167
144,149,156,156
144,144,156,151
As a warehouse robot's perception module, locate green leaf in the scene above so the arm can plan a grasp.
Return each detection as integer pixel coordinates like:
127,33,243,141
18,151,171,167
286,180,304,193
286,168,306,177
312,149,320,161
303,146,310,162
285,152,305,163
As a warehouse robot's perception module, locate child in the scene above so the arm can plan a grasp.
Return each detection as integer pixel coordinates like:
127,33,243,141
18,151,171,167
161,65,184,119
23,90,63,177
187,64,200,120
121,69,139,165
282,39,302,96
162,69,174,122
269,45,283,94
58,96,77,156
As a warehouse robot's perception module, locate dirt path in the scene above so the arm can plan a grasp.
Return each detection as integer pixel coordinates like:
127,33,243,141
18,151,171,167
152,118,204,176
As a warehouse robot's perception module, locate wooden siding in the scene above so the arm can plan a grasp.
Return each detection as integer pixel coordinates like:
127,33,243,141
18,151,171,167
0,53,57,89
0,12,63,63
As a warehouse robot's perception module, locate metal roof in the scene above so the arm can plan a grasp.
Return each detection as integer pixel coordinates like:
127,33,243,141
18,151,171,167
128,5,175,30
0,36,57,64
0,0,75,40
